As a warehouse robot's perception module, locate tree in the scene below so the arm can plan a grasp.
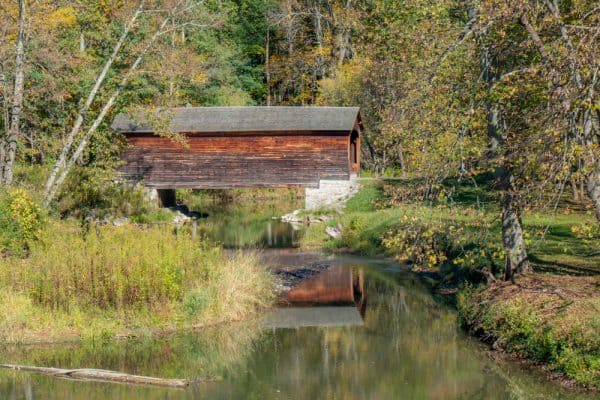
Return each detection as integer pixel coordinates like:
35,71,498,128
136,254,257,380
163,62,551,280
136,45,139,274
0,0,27,186
43,0,227,203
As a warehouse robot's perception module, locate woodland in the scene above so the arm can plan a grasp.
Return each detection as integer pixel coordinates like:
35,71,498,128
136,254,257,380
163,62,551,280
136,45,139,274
0,0,598,277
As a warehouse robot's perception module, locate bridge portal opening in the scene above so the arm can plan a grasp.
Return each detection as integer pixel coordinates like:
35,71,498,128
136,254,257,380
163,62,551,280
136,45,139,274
157,189,176,208
350,130,360,175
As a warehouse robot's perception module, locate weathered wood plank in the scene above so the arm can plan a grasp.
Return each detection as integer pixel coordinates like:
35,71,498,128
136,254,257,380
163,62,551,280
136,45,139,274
119,132,352,188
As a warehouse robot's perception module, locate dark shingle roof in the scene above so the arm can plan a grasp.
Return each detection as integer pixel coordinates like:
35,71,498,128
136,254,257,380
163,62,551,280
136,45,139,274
111,106,361,133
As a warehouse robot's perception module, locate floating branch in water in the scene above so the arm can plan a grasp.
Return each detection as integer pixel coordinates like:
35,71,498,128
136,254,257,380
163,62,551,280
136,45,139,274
0,364,190,388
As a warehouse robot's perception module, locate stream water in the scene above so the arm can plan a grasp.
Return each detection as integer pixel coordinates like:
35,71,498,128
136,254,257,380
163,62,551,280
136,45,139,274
0,199,595,399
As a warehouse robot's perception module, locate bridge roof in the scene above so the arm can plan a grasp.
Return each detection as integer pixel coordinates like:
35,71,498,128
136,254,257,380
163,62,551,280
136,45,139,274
112,106,361,134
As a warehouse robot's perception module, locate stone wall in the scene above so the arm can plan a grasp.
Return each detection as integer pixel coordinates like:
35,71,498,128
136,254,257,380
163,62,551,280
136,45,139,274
304,178,360,210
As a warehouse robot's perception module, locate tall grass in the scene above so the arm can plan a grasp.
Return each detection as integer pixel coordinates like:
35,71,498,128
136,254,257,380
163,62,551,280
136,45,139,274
0,222,273,342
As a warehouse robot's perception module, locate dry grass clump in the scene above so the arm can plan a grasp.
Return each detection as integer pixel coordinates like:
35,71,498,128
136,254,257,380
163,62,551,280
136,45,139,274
0,222,273,343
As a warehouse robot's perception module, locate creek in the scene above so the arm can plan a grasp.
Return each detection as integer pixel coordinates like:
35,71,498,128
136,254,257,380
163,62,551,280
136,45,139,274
0,198,593,399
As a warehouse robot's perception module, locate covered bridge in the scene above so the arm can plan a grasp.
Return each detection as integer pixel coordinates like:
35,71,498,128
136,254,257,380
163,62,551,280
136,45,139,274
112,106,362,208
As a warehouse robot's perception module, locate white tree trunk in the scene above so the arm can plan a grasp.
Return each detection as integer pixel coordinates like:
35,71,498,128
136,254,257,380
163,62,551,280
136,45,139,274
44,1,145,196
45,16,172,203
587,166,600,223
1,0,26,186
0,66,8,179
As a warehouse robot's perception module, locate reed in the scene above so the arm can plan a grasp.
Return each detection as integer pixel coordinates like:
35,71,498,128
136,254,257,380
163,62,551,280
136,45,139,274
0,222,274,342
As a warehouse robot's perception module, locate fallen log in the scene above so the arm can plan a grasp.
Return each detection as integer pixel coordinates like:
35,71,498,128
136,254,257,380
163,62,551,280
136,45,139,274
0,364,189,388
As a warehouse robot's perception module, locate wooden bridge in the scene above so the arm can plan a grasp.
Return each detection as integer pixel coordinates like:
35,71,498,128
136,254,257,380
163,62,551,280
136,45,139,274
112,106,362,208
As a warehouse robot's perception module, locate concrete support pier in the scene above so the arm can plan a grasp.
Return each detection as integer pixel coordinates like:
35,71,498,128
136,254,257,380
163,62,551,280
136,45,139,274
305,178,360,210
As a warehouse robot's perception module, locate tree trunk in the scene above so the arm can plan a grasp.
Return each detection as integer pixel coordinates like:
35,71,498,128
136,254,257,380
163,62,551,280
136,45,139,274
0,364,191,388
477,23,531,280
587,167,600,222
337,0,353,65
570,177,580,202
285,0,294,56
0,66,9,183
397,142,406,178
79,31,86,53
265,28,271,106
44,1,145,196
501,182,531,280
2,0,26,186
45,15,171,203
582,107,600,221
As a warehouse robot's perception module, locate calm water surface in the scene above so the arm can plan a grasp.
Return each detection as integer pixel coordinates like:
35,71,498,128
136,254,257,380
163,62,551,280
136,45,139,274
0,199,594,399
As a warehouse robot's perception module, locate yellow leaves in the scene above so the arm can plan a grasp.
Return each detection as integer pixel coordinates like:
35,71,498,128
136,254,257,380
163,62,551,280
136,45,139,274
194,71,208,84
47,6,77,30
571,223,600,240
8,189,45,242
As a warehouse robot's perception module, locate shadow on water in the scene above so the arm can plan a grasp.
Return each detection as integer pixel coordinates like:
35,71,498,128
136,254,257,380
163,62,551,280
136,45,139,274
0,198,596,399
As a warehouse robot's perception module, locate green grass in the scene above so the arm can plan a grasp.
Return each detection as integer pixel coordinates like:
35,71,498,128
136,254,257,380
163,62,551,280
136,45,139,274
129,208,176,224
301,183,600,276
524,213,600,274
345,181,381,212
0,221,274,343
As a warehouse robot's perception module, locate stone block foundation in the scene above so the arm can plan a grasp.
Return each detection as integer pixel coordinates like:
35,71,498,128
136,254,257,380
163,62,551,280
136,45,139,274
305,178,360,210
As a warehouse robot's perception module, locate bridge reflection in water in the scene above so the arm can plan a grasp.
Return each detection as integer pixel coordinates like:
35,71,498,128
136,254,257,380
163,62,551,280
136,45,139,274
263,265,366,329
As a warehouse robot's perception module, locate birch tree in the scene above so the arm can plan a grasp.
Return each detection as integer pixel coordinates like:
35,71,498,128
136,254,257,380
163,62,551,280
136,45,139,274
0,0,27,186
43,1,146,198
44,0,211,203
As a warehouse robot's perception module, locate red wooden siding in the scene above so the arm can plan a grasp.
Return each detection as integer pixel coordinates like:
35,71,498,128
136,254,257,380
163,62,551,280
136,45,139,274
120,132,351,188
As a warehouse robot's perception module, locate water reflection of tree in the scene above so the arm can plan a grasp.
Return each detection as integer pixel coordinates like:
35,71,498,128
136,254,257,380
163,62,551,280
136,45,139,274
214,266,589,400
0,322,265,399
0,266,590,400
195,199,302,249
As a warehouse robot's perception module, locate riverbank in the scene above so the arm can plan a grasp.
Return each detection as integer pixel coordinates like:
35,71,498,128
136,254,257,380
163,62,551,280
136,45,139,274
458,274,599,390
299,180,600,390
0,218,274,344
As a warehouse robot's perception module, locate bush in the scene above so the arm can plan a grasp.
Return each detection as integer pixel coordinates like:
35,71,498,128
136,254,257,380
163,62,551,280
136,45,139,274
381,217,453,268
379,210,504,281
56,166,153,219
0,189,45,256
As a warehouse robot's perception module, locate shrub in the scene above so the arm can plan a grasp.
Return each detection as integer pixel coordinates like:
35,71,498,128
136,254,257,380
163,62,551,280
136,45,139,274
382,217,453,269
0,189,45,256
380,211,503,280
56,166,153,219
